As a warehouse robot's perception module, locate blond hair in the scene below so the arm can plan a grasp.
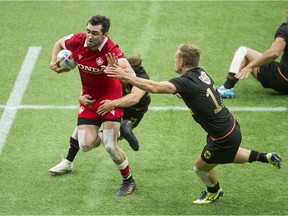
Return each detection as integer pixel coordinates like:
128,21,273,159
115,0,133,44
178,44,201,68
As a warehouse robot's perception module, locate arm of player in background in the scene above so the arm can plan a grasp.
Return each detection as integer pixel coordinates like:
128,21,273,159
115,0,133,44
236,37,286,79
97,86,146,115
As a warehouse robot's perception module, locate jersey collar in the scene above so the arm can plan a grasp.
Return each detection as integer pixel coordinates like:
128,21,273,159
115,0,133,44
84,36,108,51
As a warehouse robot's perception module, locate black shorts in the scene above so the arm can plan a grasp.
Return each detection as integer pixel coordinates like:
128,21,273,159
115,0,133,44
258,62,288,94
77,117,121,127
123,107,148,128
201,122,242,164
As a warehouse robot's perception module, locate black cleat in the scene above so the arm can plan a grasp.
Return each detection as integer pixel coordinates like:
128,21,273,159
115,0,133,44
120,120,140,151
117,178,136,196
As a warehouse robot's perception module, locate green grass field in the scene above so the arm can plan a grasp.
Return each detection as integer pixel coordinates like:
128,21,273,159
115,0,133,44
0,1,287,215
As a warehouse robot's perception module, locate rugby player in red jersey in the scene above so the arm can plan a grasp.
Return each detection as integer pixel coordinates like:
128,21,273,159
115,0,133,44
49,15,136,196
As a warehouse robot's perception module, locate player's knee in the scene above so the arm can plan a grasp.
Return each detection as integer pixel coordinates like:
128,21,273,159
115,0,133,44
193,166,203,176
193,166,214,187
103,142,114,154
78,130,92,152
103,141,121,161
237,46,247,55
102,129,121,160
79,143,92,152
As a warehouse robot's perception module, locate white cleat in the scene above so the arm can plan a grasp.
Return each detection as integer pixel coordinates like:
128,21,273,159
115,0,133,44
49,159,73,175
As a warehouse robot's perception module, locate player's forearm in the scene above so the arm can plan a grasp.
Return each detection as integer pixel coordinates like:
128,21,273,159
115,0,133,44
248,41,283,70
126,76,158,93
113,93,141,108
247,51,277,70
50,39,64,64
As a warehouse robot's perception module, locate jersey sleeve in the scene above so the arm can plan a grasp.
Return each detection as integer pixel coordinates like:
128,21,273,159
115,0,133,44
64,33,85,51
108,41,125,60
169,77,184,94
275,22,288,42
135,66,150,80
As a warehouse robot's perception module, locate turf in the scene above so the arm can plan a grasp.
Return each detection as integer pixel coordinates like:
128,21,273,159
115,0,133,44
0,1,287,215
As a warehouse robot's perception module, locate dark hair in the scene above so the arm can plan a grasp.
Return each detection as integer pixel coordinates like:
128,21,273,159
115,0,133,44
178,44,201,68
87,15,110,34
127,55,142,67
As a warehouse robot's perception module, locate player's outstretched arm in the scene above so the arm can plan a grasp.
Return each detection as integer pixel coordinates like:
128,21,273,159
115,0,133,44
105,65,176,94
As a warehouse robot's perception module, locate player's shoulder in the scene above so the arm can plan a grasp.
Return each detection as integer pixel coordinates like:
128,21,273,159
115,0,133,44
275,22,288,39
135,66,149,78
279,22,288,27
106,36,118,47
276,22,288,32
65,32,85,39
65,32,86,44
183,67,203,77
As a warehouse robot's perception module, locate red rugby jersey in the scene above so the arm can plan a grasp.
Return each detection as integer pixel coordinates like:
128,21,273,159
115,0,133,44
64,33,124,99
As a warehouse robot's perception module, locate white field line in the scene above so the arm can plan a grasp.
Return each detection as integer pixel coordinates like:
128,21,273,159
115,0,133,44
0,104,286,112
0,46,42,153
0,46,286,153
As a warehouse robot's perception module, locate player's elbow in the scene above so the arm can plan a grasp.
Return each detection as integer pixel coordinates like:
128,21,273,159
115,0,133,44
149,88,160,94
270,51,280,59
129,96,141,105
268,48,281,60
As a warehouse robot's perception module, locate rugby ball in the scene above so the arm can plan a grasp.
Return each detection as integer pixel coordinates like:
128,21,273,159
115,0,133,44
57,49,77,69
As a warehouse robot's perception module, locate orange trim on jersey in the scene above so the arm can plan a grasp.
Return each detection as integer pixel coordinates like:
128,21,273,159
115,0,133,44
210,117,236,141
277,67,288,81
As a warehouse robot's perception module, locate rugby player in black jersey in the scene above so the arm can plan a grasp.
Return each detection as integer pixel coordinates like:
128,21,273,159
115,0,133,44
105,44,283,204
218,13,288,98
96,55,151,151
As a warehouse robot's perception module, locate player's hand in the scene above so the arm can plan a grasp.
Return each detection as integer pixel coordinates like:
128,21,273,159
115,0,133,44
235,66,252,79
106,53,118,67
175,93,182,99
50,60,70,73
105,64,127,79
97,100,115,115
79,94,96,106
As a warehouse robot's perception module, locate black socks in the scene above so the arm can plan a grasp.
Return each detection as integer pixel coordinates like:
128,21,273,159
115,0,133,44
224,73,238,89
66,137,79,162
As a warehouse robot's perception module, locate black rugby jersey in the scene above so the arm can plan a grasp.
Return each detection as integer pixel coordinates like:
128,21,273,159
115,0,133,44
123,66,151,110
169,67,234,139
275,22,288,73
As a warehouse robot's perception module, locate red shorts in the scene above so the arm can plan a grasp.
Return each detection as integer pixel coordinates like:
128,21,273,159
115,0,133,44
78,102,123,120
78,90,123,121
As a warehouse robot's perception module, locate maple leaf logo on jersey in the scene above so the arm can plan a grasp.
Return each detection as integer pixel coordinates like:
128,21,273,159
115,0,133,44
110,109,115,116
199,71,211,85
79,106,85,114
96,57,104,66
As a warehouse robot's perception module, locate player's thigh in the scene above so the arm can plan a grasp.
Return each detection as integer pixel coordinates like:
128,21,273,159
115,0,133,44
246,47,262,61
233,147,251,163
245,48,262,78
103,121,121,141
124,109,144,128
78,124,99,144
